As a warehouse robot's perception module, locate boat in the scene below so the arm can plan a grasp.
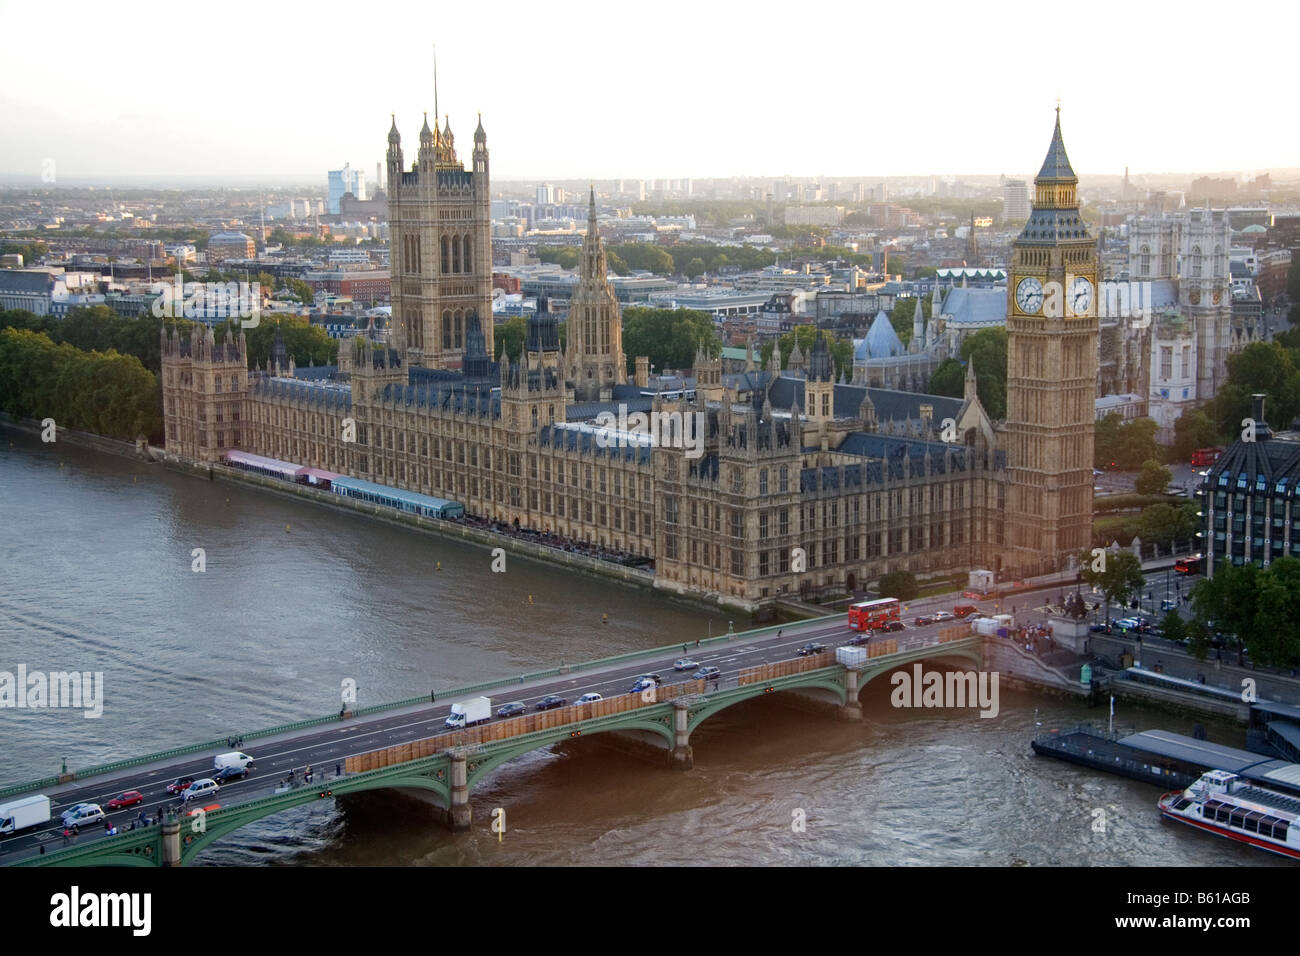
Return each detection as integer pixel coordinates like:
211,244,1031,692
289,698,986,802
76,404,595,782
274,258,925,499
1158,769,1300,860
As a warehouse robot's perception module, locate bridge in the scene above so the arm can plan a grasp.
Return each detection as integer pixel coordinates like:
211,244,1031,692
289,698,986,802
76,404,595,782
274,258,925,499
0,614,984,867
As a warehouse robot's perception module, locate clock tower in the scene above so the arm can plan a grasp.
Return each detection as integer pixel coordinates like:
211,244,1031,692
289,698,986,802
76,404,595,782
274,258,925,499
1001,109,1098,577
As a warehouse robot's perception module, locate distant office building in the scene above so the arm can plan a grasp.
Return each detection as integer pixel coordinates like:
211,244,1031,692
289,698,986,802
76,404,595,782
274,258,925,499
206,232,256,264
327,164,366,215
536,183,555,205
784,205,843,227
1001,179,1029,222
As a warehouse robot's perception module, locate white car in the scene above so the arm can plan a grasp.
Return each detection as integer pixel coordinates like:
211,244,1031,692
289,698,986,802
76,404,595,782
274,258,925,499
576,693,603,704
673,658,700,671
60,803,104,828
181,778,219,803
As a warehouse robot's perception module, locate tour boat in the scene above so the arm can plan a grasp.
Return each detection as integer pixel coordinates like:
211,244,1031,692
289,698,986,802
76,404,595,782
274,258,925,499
1158,770,1300,860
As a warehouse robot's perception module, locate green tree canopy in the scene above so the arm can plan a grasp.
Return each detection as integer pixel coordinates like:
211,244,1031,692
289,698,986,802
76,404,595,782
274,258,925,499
1094,413,1160,470
1135,459,1173,496
494,314,527,362
959,327,1007,420
1079,548,1144,621
1171,408,1221,463
877,569,918,602
927,357,965,398
621,307,719,375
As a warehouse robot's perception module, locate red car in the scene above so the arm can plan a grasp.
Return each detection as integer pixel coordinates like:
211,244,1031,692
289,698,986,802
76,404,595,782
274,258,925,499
953,605,979,618
165,777,195,795
106,790,144,809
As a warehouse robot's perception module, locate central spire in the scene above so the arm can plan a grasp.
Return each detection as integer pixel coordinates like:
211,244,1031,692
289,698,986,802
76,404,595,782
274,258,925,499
1036,107,1077,184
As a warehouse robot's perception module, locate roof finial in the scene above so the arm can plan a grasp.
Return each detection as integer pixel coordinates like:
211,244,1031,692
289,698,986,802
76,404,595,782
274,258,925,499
433,43,439,129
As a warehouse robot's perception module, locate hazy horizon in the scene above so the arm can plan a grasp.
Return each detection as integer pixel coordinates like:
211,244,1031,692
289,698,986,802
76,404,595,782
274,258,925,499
2,0,1296,186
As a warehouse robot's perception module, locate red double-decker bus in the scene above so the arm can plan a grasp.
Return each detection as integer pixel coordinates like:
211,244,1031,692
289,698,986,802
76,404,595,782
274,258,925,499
1191,448,1223,467
848,597,901,631
1175,555,1202,574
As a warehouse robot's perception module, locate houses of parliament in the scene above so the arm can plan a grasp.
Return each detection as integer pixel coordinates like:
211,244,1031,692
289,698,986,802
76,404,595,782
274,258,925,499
161,107,1097,611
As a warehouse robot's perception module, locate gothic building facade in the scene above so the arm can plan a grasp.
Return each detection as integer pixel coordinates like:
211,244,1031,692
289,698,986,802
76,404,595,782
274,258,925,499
161,108,1084,609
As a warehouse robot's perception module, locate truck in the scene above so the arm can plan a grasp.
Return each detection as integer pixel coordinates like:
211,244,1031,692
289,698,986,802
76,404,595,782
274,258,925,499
445,696,491,729
0,795,51,836
968,569,995,592
971,617,1001,637
836,646,868,668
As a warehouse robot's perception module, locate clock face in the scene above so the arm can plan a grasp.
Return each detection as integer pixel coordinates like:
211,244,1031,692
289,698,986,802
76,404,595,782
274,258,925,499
1015,277,1044,314
1190,289,1201,305
1212,289,1222,305
1069,277,1094,315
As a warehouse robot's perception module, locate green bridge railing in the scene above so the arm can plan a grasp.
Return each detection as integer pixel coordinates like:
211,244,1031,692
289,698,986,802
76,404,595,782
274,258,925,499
0,614,842,800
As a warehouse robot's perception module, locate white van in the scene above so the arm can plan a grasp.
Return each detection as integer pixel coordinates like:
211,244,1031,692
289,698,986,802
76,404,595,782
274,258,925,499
213,752,254,771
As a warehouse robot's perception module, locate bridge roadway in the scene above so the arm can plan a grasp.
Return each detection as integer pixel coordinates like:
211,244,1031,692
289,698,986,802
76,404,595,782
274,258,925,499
0,611,984,866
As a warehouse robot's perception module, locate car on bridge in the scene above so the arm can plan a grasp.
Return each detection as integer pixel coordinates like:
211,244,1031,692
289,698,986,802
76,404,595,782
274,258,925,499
166,777,195,795
181,779,219,803
674,658,700,671
535,695,567,711
933,611,956,622
635,673,663,685
914,614,936,626
497,701,527,718
692,666,720,680
797,642,827,656
61,803,104,828
629,677,657,694
953,605,978,618
576,693,603,704
106,791,144,810
213,766,249,784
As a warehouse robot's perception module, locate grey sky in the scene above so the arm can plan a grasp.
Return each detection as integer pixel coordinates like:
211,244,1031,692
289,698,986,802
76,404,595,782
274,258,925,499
1,0,1295,186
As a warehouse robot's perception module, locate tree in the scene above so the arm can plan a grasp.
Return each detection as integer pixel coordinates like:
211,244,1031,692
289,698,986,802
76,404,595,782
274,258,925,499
685,258,706,280
494,315,527,362
890,298,930,348
1161,610,1187,645
1094,414,1161,470
1079,548,1144,623
1136,502,1198,550
959,327,1007,419
927,358,965,399
1135,459,1172,496
621,307,718,375
1171,408,1221,463
1212,342,1300,436
877,569,918,602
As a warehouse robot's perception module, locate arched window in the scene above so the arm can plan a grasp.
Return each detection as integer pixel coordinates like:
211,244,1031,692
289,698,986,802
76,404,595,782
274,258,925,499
454,310,463,348
1139,244,1150,275
440,236,449,275
442,310,452,349
1191,245,1202,278
1213,245,1222,276
452,237,461,274
462,236,472,274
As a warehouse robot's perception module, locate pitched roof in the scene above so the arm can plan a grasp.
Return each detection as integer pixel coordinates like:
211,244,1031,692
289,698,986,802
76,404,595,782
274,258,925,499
939,287,1006,325
858,310,905,359
1037,110,1077,183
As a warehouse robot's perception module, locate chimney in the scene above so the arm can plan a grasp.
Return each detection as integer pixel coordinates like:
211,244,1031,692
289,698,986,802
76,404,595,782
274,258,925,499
635,355,649,388
1250,393,1272,440
920,403,933,432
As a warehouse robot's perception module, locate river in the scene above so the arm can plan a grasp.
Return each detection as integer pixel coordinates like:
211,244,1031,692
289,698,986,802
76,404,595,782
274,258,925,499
0,425,1274,866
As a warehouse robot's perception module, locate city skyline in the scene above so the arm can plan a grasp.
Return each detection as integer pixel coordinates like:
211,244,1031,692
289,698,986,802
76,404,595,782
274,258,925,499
1,0,1297,185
